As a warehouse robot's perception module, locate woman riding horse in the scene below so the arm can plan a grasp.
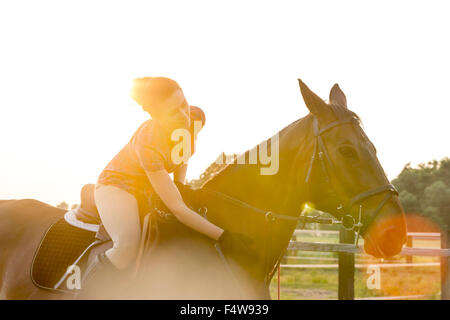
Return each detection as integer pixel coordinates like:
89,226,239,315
87,77,254,282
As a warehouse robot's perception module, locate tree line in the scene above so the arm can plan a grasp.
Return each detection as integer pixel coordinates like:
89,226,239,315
392,157,450,230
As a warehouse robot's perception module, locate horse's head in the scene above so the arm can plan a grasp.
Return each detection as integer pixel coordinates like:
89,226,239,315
297,79,407,258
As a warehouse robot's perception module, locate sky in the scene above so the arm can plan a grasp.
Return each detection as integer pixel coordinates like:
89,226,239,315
1,1,449,206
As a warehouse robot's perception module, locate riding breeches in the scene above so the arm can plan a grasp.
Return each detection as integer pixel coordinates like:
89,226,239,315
94,184,141,270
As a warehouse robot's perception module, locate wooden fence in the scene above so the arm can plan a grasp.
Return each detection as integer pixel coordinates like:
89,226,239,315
282,229,450,300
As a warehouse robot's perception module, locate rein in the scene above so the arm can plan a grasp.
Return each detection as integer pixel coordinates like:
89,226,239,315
199,186,336,224
195,114,399,292
198,186,339,290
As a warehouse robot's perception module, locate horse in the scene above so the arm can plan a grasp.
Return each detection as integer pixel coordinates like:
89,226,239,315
0,80,407,299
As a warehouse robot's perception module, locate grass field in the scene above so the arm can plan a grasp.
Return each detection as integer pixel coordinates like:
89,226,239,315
268,231,443,300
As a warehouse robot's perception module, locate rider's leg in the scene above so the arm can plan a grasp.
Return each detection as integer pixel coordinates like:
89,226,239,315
94,184,141,270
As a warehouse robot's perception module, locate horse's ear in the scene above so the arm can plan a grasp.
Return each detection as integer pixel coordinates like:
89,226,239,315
329,83,347,108
298,79,329,116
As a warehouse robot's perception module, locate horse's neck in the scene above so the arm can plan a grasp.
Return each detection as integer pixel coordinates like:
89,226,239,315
205,117,313,218
205,164,289,213
203,119,313,274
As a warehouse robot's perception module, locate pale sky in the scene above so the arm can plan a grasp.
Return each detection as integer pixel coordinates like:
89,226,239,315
1,1,449,206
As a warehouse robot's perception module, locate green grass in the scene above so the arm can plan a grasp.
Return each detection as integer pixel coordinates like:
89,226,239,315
269,267,441,300
269,231,442,300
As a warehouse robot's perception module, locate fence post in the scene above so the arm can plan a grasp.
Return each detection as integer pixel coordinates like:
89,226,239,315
277,264,280,300
338,228,355,300
406,235,413,264
441,228,450,300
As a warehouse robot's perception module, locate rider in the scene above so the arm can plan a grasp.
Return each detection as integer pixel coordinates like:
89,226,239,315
85,77,254,281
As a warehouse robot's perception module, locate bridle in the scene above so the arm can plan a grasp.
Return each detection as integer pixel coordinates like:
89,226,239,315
193,113,399,294
304,115,398,241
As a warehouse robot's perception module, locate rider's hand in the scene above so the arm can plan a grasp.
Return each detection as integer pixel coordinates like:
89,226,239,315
218,230,258,262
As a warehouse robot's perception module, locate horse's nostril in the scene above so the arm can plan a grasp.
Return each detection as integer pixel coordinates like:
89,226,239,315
378,227,404,257
364,222,406,258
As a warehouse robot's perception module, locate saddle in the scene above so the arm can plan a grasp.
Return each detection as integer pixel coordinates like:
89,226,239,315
31,183,201,293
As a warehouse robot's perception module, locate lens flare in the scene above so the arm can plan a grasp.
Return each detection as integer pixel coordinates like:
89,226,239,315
364,213,443,298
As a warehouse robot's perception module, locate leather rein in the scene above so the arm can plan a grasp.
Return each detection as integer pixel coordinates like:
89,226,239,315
197,114,398,289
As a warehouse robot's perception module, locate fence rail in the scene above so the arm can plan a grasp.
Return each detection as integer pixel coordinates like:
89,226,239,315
281,262,440,269
279,229,450,300
287,241,450,257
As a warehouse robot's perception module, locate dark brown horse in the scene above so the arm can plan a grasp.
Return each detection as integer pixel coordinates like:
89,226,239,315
0,80,407,299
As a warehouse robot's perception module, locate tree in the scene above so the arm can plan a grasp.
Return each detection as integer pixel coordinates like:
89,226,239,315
392,157,450,230
398,190,420,214
56,201,69,210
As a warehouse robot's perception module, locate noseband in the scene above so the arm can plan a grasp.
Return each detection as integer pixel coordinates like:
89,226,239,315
196,114,399,290
304,115,398,241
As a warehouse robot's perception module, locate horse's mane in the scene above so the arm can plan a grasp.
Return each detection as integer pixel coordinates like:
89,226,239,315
189,103,361,188
188,154,230,188
188,117,304,188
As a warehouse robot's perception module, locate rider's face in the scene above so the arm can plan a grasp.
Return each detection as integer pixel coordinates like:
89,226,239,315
162,90,190,128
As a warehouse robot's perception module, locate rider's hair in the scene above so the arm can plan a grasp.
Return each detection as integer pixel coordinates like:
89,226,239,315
130,77,185,118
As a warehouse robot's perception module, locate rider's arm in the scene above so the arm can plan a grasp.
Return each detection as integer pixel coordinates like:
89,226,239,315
146,169,224,241
173,163,188,184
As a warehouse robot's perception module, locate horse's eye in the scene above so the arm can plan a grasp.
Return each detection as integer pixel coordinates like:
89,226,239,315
339,146,357,158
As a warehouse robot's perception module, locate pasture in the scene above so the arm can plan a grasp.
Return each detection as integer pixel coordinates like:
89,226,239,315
269,230,444,300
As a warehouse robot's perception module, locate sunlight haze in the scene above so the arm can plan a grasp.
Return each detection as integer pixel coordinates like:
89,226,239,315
1,1,449,206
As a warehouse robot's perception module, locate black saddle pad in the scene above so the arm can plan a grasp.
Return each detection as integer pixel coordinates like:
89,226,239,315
31,218,97,291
